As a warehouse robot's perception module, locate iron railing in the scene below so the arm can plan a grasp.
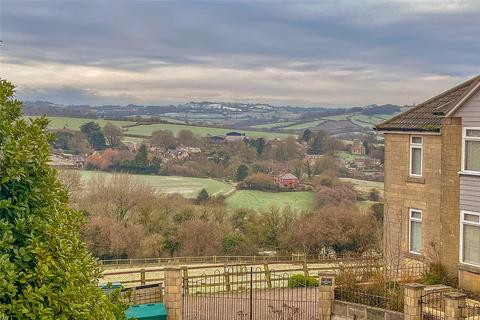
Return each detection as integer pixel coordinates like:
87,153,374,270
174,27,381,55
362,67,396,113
182,267,318,320
464,302,480,320
334,286,404,312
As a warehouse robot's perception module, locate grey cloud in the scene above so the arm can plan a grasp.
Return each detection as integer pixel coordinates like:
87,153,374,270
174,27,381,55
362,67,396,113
1,0,479,105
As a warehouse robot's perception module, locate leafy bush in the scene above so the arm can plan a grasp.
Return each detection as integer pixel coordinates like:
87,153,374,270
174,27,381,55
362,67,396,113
288,274,319,288
422,262,458,286
0,80,126,319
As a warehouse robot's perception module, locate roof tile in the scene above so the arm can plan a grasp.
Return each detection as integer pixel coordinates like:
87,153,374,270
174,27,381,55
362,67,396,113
376,75,480,132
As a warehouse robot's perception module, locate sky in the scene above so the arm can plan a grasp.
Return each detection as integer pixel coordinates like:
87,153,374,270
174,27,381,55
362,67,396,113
0,0,479,107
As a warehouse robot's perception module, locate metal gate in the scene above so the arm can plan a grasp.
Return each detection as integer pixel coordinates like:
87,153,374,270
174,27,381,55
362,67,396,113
420,291,446,320
182,267,318,320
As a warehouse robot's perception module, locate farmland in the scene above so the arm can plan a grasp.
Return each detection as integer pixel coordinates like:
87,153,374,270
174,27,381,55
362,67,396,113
226,190,316,212
32,115,294,139
27,116,135,130
75,171,380,212
123,122,294,139
78,171,235,198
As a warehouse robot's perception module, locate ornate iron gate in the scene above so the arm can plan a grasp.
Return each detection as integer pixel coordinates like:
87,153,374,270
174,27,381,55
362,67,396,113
420,291,446,320
182,267,318,320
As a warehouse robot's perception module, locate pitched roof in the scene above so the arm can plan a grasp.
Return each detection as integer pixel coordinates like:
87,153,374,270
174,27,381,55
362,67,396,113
375,75,480,132
278,173,298,180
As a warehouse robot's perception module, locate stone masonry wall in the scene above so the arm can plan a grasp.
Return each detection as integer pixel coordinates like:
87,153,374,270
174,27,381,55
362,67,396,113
439,118,462,274
383,133,443,269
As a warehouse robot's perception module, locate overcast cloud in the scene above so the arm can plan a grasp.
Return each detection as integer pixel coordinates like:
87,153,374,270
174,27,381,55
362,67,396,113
0,0,479,107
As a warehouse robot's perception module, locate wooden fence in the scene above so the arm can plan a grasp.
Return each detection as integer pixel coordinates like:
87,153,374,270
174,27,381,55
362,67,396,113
101,255,391,288
100,253,381,269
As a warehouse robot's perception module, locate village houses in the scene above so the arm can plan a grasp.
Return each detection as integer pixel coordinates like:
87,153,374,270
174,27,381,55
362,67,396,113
376,75,480,292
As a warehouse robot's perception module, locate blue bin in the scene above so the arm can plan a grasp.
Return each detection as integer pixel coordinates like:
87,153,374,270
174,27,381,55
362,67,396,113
125,303,167,320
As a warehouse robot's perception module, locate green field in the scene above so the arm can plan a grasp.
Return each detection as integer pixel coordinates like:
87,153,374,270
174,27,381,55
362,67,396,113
124,123,294,139
33,115,294,139
250,121,296,129
281,120,325,130
334,151,363,162
340,177,384,197
78,171,235,198
226,190,316,212
25,116,135,130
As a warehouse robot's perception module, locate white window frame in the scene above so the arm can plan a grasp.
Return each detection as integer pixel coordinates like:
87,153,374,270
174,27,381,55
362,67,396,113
461,127,480,175
409,136,423,177
459,210,480,267
409,209,423,255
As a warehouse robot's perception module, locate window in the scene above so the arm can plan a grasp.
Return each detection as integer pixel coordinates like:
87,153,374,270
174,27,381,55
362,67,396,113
463,128,480,173
460,211,480,266
410,136,423,176
409,209,422,254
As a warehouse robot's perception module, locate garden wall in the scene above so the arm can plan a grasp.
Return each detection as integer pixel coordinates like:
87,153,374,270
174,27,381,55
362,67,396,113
332,300,403,320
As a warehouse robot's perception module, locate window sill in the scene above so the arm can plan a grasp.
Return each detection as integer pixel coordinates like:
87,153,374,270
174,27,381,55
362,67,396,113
405,176,425,184
405,252,424,261
458,263,480,274
458,171,480,177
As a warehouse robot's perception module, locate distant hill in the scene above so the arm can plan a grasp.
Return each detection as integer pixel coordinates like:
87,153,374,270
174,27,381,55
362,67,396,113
22,100,409,135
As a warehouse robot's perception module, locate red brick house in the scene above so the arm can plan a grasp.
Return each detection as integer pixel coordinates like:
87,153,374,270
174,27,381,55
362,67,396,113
273,173,299,188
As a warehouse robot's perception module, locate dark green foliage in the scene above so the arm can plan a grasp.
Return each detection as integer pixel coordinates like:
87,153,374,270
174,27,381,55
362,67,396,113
80,121,106,150
288,274,319,288
253,137,266,155
235,164,249,181
53,130,74,149
0,80,126,319
422,262,458,286
196,188,210,204
135,144,149,166
370,203,384,223
308,136,323,155
368,188,380,201
302,129,312,142
222,234,245,254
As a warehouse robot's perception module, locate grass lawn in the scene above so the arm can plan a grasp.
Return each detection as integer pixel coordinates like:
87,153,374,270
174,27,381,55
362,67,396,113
77,170,235,198
124,123,294,139
26,116,135,130
340,177,384,197
226,190,316,212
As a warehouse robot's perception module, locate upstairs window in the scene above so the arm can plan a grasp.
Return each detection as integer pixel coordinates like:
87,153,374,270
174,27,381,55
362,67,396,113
461,211,480,266
463,129,480,173
409,209,422,254
410,136,423,176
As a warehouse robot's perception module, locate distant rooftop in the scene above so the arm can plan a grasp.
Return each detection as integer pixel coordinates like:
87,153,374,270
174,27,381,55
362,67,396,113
376,75,480,132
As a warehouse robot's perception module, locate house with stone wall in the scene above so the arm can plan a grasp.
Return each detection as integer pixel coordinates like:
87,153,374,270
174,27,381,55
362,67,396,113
375,75,480,293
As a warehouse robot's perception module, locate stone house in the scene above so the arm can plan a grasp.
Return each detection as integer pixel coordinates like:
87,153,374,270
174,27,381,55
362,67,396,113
376,75,480,292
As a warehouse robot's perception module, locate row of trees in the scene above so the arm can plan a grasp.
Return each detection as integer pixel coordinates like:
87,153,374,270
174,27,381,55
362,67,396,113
59,171,381,260
54,122,123,153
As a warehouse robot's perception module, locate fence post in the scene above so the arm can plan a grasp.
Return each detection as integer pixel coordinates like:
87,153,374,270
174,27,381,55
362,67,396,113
318,272,335,320
403,283,425,320
164,267,183,320
140,268,146,285
224,268,231,292
444,292,467,320
264,263,272,289
303,261,310,278
182,266,189,295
